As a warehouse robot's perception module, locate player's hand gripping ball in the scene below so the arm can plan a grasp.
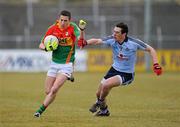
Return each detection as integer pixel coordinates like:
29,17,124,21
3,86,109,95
44,35,59,51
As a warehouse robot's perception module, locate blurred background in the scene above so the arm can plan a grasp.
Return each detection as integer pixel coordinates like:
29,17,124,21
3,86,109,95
1,1,180,126
0,0,179,72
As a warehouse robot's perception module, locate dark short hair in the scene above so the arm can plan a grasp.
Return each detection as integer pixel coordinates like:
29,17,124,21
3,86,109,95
59,10,71,20
116,22,128,34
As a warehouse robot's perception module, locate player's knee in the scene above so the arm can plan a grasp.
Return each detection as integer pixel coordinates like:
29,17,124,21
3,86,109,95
45,91,50,95
45,89,51,95
49,87,58,95
96,91,100,97
101,78,106,85
52,89,58,95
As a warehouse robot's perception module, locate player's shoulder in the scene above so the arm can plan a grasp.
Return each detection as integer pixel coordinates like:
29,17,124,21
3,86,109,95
128,36,143,43
69,22,78,29
70,22,77,26
127,36,147,47
66,22,77,30
47,23,57,30
101,35,115,46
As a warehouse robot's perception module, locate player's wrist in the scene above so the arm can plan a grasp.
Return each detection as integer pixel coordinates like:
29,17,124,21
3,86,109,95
80,28,85,31
84,40,87,45
153,63,159,66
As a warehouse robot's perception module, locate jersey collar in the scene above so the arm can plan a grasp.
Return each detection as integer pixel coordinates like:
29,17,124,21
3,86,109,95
117,36,128,45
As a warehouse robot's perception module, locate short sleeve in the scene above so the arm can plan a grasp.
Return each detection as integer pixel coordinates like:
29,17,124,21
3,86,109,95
136,39,147,50
102,35,114,46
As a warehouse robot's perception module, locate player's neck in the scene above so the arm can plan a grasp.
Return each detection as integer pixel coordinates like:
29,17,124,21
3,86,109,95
118,37,125,44
59,25,70,31
118,36,128,44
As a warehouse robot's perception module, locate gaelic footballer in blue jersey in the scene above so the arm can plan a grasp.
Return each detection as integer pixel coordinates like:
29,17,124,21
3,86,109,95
78,22,162,116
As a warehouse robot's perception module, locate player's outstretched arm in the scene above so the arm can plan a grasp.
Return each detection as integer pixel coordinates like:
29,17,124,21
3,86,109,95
78,38,103,48
87,38,103,45
145,45,162,75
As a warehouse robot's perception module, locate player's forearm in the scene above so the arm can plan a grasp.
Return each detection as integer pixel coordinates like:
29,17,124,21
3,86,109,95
87,38,102,45
78,19,86,39
78,30,84,39
146,45,158,64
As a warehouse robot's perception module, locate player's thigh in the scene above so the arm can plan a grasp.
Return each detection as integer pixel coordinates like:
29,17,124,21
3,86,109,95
103,75,121,89
51,73,67,93
45,76,56,94
58,63,73,78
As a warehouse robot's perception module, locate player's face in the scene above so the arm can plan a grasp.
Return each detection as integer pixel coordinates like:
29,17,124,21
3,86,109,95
113,27,126,43
59,15,70,29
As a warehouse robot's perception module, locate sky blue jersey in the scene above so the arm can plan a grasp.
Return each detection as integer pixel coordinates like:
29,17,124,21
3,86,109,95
102,36,147,73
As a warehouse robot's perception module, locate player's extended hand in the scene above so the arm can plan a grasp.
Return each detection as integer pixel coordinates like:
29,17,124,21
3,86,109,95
78,38,87,48
153,63,162,76
79,19,87,31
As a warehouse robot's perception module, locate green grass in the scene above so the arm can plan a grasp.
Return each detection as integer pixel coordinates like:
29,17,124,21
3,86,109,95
0,72,180,127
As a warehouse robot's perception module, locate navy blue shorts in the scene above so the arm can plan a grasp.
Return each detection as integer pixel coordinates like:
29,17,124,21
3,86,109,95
104,67,134,85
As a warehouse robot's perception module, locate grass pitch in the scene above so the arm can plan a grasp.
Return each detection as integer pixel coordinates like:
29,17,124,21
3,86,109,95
0,72,180,127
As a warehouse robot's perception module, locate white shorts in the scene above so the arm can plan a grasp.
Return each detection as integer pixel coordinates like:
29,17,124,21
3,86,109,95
47,61,73,78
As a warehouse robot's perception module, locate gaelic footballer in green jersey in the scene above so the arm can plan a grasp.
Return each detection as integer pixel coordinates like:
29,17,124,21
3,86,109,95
34,10,81,118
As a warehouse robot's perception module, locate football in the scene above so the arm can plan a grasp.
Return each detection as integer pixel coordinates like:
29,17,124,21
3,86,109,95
44,35,59,51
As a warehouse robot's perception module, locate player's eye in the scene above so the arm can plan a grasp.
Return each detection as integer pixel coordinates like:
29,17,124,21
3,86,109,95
61,19,68,22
